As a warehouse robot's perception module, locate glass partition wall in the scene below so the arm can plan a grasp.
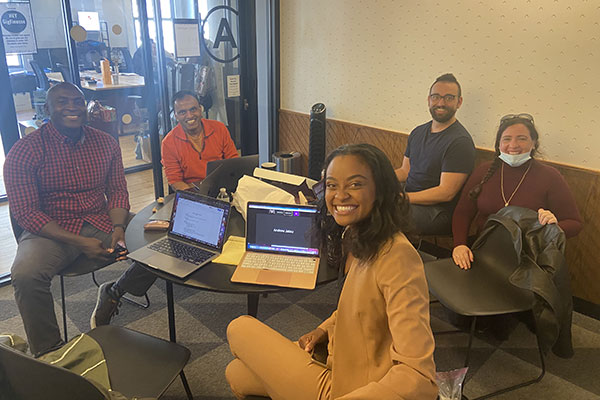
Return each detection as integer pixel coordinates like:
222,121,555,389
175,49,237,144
2,0,256,186
65,0,256,174
0,0,258,281
65,0,156,172
1,0,70,197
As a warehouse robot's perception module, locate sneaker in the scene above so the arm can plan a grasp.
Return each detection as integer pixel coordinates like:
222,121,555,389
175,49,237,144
90,282,121,329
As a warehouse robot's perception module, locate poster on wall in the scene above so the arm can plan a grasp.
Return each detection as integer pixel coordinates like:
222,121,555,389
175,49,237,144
173,19,200,58
227,75,240,98
0,2,38,54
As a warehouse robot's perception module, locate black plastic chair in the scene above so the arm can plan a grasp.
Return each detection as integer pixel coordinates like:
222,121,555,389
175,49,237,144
0,325,193,399
29,60,51,91
9,212,150,343
424,227,544,400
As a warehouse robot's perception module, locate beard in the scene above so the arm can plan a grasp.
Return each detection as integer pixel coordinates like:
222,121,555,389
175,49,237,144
429,105,457,123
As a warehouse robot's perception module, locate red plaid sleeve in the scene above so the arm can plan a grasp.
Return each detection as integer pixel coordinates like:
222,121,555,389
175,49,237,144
95,128,130,211
4,131,53,233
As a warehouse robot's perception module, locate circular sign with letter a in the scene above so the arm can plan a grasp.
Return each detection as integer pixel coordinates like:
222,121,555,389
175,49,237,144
202,5,239,63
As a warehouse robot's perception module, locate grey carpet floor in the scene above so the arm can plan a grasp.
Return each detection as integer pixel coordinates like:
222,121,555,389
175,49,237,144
1,260,599,399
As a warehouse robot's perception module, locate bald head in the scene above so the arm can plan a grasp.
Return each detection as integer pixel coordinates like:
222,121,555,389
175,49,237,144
46,82,85,105
45,83,87,134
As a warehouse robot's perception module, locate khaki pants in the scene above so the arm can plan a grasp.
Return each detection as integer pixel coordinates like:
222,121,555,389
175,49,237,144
226,315,332,400
11,221,156,356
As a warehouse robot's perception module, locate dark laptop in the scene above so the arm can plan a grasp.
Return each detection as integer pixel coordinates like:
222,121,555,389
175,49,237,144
127,191,231,278
193,154,259,197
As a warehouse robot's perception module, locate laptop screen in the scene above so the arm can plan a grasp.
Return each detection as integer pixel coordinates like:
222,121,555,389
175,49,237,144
169,191,230,251
246,202,319,256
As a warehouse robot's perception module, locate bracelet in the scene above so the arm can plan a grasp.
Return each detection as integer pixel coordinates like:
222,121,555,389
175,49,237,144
113,224,126,231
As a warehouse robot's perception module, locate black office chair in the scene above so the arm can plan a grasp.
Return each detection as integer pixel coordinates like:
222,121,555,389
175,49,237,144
120,48,134,73
29,60,51,91
109,47,134,73
9,71,37,94
9,212,150,343
0,325,193,399
178,63,196,92
77,40,108,71
54,63,72,83
424,227,544,400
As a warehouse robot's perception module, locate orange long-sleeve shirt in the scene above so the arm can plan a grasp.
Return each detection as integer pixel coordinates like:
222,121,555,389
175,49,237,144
161,119,238,184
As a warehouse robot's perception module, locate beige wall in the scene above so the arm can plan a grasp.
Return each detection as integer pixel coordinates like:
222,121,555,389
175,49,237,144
280,0,600,169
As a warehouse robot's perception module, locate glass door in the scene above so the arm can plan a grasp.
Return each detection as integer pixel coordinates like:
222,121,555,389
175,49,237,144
1,0,70,199
65,0,156,172
167,0,258,155
0,0,71,281
65,0,258,176
2,0,258,188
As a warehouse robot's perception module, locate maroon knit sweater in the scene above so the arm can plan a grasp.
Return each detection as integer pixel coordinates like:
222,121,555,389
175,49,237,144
452,159,583,247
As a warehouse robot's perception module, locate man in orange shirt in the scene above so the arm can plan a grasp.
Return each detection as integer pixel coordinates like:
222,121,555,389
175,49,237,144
162,90,238,190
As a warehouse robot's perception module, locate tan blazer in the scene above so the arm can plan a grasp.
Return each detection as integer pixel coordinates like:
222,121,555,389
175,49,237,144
318,233,437,399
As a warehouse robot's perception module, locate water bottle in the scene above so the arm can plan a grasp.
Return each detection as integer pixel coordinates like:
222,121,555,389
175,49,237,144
216,187,230,202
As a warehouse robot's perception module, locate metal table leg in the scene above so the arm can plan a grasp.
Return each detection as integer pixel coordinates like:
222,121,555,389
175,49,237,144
166,280,176,342
247,293,259,317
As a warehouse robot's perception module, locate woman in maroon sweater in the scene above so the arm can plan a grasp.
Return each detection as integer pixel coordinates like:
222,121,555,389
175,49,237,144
452,114,582,269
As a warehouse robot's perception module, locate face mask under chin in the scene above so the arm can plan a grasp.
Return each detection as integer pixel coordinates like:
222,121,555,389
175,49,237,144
498,151,532,167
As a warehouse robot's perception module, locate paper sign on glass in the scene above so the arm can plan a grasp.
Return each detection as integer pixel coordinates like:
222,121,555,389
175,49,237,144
173,19,200,58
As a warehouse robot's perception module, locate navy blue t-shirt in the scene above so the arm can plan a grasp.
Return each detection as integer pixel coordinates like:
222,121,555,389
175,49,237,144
405,120,475,207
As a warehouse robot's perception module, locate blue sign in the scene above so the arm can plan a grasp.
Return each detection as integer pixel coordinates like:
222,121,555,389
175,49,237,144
1,11,27,34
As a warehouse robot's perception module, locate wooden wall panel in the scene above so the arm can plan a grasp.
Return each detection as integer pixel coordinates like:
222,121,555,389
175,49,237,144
279,110,408,175
278,109,600,305
278,110,311,176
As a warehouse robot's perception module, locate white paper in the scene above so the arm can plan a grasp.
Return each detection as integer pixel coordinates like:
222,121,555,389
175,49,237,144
232,175,296,220
227,74,240,97
253,168,318,188
173,20,200,58
0,3,38,54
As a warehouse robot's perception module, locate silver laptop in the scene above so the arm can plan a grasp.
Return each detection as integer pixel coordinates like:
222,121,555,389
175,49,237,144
128,191,231,278
231,202,320,289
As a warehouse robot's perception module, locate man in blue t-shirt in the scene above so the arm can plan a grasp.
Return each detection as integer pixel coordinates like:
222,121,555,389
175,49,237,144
395,73,475,235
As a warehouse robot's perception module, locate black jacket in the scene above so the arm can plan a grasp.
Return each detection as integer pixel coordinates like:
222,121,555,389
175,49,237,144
473,206,574,358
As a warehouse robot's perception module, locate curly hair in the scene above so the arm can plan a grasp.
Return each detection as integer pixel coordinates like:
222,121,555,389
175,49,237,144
317,143,410,265
430,73,462,97
469,116,540,200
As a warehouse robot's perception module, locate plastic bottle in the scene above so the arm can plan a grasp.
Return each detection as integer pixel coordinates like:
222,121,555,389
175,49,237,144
216,187,230,202
100,59,112,85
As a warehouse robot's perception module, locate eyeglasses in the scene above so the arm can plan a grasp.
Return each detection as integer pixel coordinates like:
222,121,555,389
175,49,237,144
500,113,534,124
429,94,457,103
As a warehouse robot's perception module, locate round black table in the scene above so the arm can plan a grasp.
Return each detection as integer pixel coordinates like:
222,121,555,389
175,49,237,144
126,195,338,342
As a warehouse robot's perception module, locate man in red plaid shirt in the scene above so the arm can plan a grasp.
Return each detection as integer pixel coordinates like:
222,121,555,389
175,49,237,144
5,83,156,356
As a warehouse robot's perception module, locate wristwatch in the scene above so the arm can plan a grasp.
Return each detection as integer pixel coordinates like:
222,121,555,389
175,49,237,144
113,224,126,231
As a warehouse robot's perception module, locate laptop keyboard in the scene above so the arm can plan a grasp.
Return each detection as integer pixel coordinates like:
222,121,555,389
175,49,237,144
149,238,214,265
241,252,316,274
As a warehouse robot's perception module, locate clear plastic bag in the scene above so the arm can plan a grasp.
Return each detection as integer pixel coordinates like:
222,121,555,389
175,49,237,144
436,367,468,400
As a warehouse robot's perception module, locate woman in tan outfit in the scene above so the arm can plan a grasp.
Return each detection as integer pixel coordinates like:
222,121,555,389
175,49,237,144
226,143,438,399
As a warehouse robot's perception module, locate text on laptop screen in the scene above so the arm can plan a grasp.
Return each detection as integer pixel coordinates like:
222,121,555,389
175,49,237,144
246,203,319,256
170,195,228,249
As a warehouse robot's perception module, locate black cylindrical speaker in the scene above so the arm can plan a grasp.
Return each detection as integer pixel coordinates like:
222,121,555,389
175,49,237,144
308,103,326,181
